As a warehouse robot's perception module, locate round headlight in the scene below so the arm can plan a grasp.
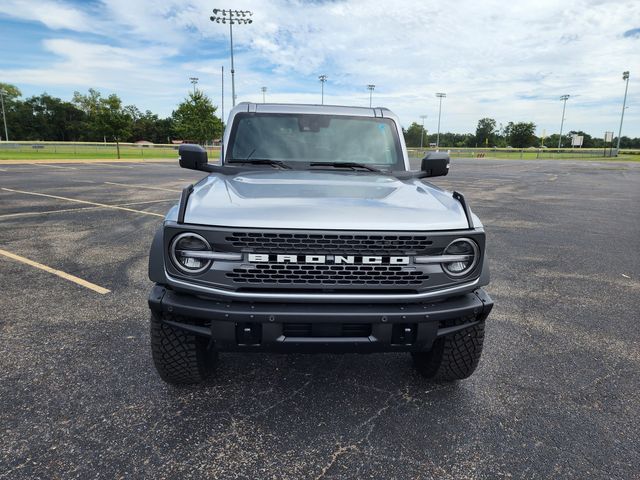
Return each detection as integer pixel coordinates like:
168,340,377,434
441,238,479,277
170,232,212,274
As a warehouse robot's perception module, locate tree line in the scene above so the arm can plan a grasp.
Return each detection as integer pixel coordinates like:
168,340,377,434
403,117,640,149
1,82,638,149
0,82,223,145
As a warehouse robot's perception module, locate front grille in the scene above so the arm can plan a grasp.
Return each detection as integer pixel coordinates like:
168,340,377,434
226,263,429,286
225,232,432,254
283,323,372,337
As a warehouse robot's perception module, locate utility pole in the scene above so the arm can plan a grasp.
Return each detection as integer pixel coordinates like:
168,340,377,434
261,86,267,103
189,77,199,94
367,84,375,108
435,93,446,148
616,71,630,152
0,89,8,141
420,115,427,149
319,75,327,105
210,9,253,107
558,94,570,148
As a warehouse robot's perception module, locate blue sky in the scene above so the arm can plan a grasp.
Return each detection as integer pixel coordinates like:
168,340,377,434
0,0,638,137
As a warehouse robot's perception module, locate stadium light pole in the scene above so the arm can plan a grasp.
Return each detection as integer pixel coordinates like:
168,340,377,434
616,71,630,151
558,94,570,148
420,115,427,149
261,86,267,103
210,9,253,108
189,77,199,94
0,89,8,141
319,75,327,105
435,93,446,148
367,84,375,108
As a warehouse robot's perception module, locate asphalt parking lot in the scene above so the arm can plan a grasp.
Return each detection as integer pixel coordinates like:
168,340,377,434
1,158,639,479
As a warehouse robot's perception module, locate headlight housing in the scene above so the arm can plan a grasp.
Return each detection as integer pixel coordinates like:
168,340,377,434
170,232,212,274
441,238,479,277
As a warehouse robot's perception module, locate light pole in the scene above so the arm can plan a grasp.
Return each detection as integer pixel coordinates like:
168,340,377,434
558,94,570,148
420,115,427,149
367,84,375,108
616,71,630,151
189,77,199,94
261,86,267,103
319,75,327,105
435,93,446,148
210,9,253,108
0,89,8,141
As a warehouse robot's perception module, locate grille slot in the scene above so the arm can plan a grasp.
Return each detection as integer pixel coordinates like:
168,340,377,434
226,263,429,286
283,323,372,337
225,232,432,254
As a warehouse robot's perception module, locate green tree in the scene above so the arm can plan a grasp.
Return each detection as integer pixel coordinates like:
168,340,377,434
96,94,133,157
475,118,496,147
172,91,223,144
403,122,428,148
505,122,537,148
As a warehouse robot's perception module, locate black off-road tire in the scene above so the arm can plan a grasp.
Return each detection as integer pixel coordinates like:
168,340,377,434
412,322,485,381
150,311,218,385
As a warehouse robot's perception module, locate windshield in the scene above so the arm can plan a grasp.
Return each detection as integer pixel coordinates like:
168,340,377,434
227,113,404,169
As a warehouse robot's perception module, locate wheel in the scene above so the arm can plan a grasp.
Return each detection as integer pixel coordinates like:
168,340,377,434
411,322,485,381
150,311,218,385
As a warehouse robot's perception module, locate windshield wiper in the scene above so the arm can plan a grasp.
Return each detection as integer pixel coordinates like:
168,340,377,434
309,162,382,173
229,159,292,169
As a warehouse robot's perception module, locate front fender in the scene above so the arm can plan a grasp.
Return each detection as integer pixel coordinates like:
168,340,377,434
148,227,167,284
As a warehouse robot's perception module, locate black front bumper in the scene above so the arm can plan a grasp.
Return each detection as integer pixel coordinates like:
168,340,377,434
148,285,493,353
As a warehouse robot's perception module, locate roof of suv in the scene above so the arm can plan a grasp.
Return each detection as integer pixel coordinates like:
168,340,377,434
231,102,395,119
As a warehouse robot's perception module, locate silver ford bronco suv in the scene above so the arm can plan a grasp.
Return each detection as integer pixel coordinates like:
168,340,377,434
148,103,493,384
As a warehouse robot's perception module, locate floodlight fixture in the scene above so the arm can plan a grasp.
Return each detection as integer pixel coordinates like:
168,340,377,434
617,71,630,151
435,93,446,148
420,114,428,149
210,8,254,107
319,75,328,105
367,84,375,108
189,77,199,94
558,94,570,148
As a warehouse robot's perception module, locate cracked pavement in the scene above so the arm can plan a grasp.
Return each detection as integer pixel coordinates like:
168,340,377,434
0,158,639,479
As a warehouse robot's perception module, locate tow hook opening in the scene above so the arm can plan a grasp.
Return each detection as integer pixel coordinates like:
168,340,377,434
391,323,417,345
236,322,262,346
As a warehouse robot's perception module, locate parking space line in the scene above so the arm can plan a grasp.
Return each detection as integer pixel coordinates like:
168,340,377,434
1,187,164,217
0,198,174,220
0,206,99,219
0,248,110,294
30,163,77,170
105,181,181,193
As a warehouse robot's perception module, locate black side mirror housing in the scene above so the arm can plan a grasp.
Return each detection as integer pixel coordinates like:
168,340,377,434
420,152,450,177
179,144,208,171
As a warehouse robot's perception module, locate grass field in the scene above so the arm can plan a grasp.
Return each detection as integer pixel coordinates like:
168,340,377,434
0,143,220,161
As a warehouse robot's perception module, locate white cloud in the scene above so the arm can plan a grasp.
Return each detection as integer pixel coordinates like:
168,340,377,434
0,0,638,135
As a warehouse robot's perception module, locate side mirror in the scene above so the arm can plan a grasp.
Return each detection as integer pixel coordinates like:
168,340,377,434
179,144,208,171
420,152,450,177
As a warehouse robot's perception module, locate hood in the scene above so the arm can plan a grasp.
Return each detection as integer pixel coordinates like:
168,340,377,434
179,170,472,231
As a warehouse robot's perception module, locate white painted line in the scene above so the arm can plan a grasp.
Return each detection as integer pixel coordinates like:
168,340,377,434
85,163,134,169
104,181,181,193
0,198,174,220
0,248,110,294
30,163,77,170
1,187,164,217
0,206,99,219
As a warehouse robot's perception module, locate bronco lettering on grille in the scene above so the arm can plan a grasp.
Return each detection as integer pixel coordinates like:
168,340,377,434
247,254,410,265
